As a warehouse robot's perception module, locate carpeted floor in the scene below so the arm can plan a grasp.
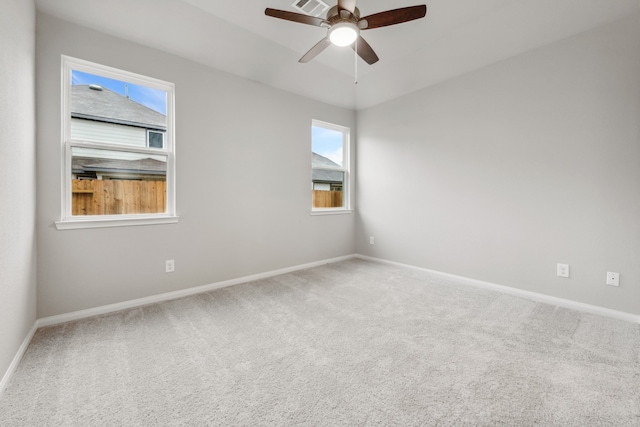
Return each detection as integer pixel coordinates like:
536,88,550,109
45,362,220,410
1,259,639,426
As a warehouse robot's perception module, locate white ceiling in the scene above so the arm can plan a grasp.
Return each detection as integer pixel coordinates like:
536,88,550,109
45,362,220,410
36,0,640,110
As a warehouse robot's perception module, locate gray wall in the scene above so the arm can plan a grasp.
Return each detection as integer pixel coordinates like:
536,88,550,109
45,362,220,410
36,13,356,318
0,1,37,380
356,14,640,315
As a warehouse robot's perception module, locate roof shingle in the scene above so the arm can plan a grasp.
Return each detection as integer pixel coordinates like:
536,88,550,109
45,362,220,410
71,85,166,130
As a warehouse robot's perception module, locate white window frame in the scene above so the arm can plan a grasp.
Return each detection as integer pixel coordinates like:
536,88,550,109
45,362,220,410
56,56,178,230
311,119,352,215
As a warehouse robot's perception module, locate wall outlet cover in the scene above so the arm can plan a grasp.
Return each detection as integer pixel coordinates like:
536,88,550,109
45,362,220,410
606,272,619,287
557,263,569,278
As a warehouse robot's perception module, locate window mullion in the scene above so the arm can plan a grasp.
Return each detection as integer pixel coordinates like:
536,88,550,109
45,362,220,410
69,139,166,155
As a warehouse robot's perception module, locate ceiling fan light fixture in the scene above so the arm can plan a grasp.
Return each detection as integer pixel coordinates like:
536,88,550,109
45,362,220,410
328,22,359,46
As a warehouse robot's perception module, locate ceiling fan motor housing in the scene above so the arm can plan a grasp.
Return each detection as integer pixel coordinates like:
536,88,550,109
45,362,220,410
326,5,360,23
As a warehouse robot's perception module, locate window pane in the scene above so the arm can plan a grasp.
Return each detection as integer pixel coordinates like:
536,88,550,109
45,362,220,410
71,147,167,216
148,131,164,148
70,70,167,147
312,169,344,208
312,126,343,167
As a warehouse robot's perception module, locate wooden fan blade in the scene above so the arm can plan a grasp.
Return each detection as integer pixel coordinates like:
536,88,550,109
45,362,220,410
360,5,426,30
299,37,332,63
337,0,356,14
265,8,326,27
351,36,379,65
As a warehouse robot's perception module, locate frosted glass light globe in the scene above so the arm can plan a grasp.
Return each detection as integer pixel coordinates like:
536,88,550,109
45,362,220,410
329,22,359,47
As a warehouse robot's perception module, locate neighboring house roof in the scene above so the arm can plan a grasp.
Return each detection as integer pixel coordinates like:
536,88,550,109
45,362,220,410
312,152,340,168
312,152,343,183
73,157,166,176
71,85,166,130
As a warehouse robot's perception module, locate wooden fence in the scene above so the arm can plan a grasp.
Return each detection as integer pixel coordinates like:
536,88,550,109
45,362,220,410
312,190,343,208
72,179,166,215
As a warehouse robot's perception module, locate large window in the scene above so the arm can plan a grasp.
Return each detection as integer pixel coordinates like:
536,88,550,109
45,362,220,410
56,56,177,229
311,120,350,213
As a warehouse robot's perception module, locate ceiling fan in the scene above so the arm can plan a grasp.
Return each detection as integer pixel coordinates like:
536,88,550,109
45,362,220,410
265,0,427,65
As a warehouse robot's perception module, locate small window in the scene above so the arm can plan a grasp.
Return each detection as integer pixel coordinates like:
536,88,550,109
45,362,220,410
57,56,177,229
311,120,350,212
147,130,165,149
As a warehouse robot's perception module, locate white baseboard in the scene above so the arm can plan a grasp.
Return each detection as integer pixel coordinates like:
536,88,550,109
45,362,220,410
0,322,37,398
34,252,640,328
355,254,640,324
37,254,356,328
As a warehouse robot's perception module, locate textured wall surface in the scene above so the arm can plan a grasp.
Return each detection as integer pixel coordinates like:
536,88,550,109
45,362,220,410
0,0,37,385
356,14,640,315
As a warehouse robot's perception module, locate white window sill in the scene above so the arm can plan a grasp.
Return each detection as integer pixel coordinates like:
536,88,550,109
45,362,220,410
55,215,179,230
310,209,353,216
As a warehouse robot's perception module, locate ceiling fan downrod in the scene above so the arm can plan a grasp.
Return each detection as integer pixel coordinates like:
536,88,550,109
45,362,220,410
354,36,358,84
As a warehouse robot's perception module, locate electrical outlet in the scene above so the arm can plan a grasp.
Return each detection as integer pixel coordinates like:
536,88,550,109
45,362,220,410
369,236,375,245
557,263,569,278
606,272,619,287
165,260,175,273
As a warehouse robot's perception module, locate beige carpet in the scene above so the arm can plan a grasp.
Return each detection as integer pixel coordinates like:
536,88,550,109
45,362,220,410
1,259,639,426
